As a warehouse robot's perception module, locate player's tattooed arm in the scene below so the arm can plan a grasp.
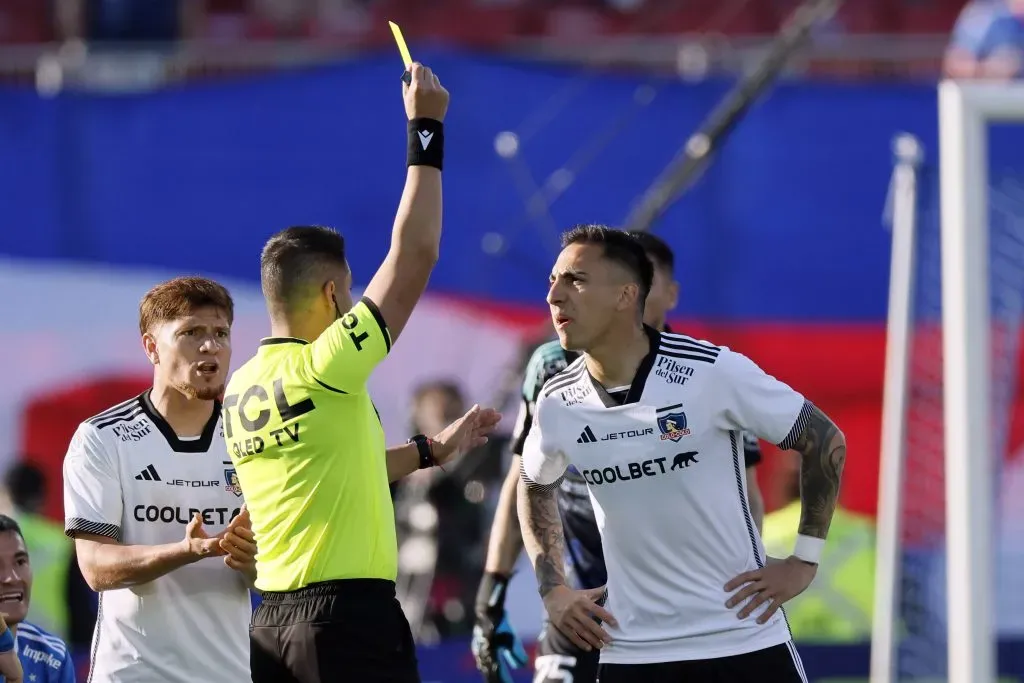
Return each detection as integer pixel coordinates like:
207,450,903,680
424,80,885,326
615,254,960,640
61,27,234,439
786,402,846,540
516,478,566,597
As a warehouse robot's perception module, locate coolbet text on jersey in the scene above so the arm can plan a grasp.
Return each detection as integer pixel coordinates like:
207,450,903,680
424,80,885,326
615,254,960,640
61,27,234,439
62,392,250,683
222,297,394,592
13,621,75,683
522,328,808,665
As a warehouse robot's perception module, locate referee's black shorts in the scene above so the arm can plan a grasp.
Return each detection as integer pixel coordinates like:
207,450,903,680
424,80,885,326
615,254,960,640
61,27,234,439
250,578,420,683
596,642,806,683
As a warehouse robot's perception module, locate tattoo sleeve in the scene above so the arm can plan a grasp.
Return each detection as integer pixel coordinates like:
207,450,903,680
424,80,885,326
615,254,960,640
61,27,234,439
779,401,846,540
516,476,565,598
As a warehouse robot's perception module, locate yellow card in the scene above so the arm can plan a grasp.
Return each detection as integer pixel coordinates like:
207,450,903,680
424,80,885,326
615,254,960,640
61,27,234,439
389,21,413,69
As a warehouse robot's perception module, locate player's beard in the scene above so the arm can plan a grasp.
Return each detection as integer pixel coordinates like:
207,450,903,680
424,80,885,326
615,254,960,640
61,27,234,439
173,380,224,402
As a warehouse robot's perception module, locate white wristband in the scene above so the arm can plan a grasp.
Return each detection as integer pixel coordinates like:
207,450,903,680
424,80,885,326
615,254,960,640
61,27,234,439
793,534,825,564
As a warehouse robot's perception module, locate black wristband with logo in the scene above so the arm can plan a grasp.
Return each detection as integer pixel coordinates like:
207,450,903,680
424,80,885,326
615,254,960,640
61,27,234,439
407,118,444,170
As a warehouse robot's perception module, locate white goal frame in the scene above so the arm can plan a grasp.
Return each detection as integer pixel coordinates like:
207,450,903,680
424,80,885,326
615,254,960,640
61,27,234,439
871,80,1024,683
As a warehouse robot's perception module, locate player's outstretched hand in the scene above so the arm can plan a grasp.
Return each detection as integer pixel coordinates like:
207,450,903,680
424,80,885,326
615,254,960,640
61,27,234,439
403,62,449,123
432,405,502,466
221,505,258,582
0,612,23,683
724,555,817,624
182,513,227,560
543,585,617,652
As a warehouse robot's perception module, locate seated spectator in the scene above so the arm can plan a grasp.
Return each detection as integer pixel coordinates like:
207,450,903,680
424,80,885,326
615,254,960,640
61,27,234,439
0,1,56,44
944,0,1024,80
0,514,76,682
4,462,95,656
55,0,203,45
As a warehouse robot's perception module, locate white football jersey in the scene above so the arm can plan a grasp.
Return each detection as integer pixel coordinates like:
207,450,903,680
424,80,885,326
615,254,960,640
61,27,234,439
63,391,250,683
521,328,811,665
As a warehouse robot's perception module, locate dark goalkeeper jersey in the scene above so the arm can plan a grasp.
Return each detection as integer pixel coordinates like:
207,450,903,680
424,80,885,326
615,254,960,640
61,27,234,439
510,328,763,590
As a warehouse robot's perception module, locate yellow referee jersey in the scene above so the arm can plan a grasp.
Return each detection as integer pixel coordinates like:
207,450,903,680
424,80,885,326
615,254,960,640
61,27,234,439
223,297,394,592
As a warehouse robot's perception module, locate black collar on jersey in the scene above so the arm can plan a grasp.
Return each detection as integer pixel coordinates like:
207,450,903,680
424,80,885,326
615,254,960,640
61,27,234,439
562,323,669,366
588,324,661,408
260,337,309,346
139,389,222,453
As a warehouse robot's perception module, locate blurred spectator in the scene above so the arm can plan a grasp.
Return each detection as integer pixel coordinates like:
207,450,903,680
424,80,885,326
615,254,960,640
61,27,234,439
4,461,95,653
393,380,503,642
0,1,56,44
944,0,1024,80
248,0,316,39
761,452,876,643
55,0,203,45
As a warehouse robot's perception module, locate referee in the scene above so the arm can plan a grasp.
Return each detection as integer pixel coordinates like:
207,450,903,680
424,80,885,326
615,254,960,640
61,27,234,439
223,64,500,683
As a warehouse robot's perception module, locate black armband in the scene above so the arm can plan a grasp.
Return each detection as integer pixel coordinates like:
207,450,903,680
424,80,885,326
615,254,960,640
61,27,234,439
407,118,444,170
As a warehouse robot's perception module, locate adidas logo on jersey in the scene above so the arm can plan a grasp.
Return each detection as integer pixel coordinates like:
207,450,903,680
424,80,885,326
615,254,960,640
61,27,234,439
135,465,161,481
577,426,598,444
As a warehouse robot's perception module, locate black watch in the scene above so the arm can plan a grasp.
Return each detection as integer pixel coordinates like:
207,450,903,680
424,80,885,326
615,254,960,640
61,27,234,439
409,434,436,470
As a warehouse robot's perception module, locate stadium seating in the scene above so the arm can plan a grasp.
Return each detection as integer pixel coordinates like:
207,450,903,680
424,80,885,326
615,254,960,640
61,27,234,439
0,0,977,46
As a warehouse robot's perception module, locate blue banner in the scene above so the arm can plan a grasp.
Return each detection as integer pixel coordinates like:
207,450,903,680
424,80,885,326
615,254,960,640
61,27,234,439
2,50,1022,321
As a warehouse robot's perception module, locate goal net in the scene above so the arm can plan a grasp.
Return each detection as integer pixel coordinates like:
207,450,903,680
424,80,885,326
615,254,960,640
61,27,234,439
871,82,1024,683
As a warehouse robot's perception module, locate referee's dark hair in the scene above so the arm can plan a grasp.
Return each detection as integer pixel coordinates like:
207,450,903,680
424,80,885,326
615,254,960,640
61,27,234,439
625,231,675,273
261,225,347,313
561,224,654,305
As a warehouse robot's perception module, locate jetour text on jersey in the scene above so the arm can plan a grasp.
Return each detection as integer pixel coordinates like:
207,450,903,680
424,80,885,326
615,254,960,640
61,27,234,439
134,505,243,526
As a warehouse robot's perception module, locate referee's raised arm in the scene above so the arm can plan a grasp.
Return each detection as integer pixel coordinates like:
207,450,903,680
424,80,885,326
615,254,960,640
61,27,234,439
362,62,449,343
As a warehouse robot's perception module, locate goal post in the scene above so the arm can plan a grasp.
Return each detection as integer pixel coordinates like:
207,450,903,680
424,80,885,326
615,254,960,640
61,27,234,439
938,79,1001,683
871,80,1024,683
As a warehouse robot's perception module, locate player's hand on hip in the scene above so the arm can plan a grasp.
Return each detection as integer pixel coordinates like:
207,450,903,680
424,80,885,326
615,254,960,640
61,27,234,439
724,555,817,624
403,63,449,122
432,404,502,465
181,513,228,560
221,505,258,573
543,585,617,652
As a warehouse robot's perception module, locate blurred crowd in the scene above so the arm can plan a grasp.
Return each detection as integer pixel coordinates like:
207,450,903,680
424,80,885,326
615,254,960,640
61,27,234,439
0,0,993,48
945,0,1024,80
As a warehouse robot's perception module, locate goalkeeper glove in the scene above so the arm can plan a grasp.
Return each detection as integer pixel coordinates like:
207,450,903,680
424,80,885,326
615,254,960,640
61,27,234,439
471,572,528,683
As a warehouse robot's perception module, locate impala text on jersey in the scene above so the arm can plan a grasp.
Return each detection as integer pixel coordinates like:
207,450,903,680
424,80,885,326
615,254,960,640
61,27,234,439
22,645,62,670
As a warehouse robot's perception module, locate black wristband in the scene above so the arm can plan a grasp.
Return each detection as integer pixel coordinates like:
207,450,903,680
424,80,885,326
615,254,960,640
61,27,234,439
407,118,444,170
409,434,435,470
475,572,511,617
